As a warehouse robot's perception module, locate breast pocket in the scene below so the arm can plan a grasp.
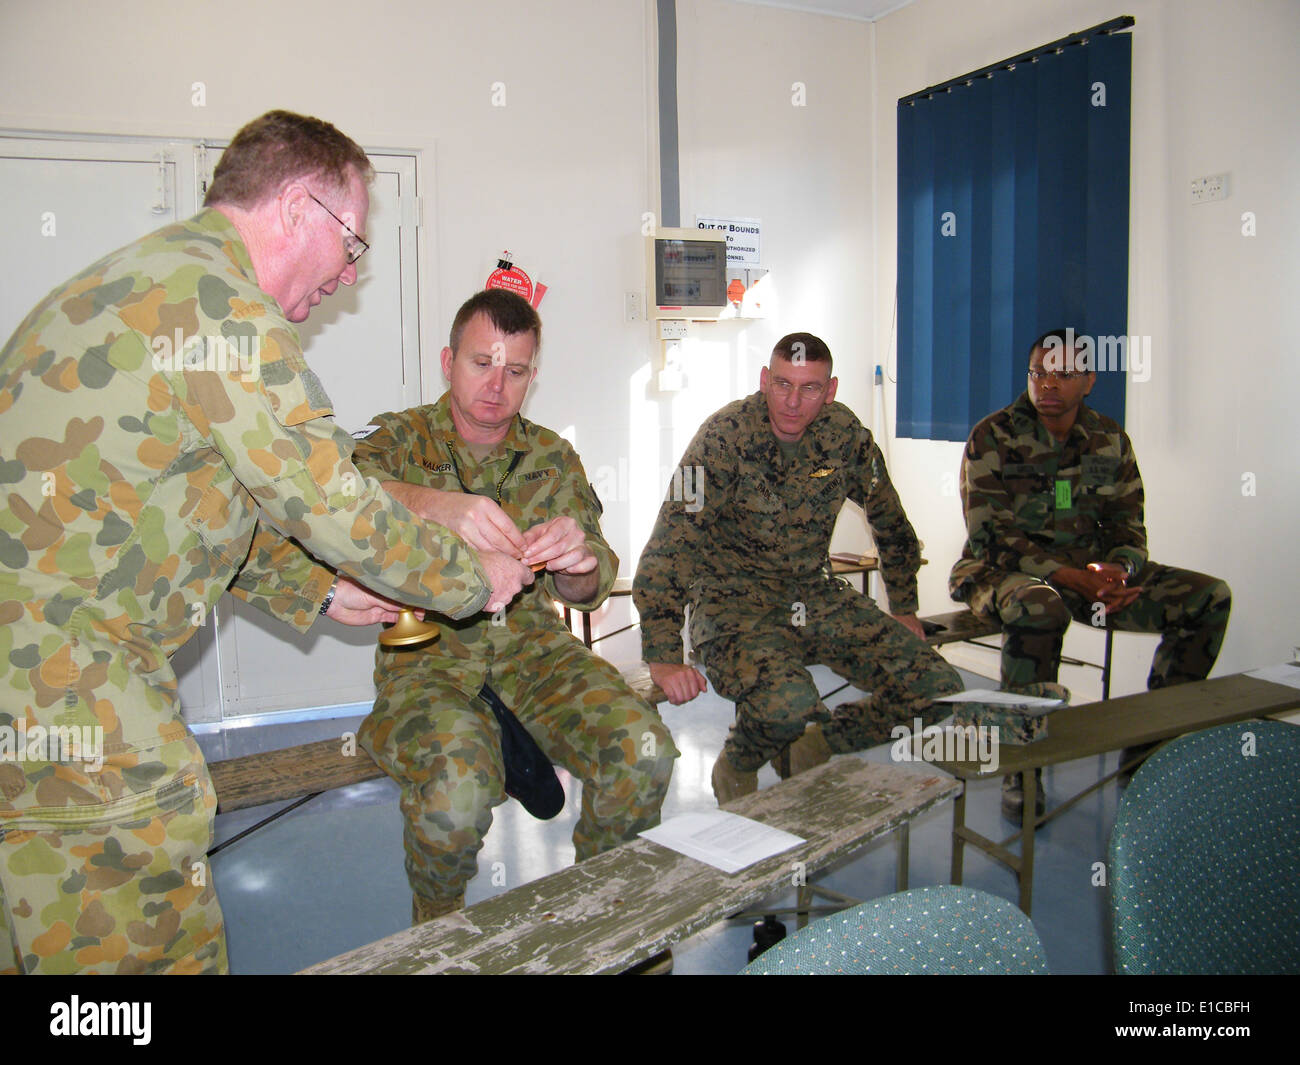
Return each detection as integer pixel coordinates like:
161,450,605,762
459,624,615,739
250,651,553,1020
180,454,257,572
1075,456,1120,525
736,474,787,550
509,467,560,519
808,469,843,507
1002,464,1054,528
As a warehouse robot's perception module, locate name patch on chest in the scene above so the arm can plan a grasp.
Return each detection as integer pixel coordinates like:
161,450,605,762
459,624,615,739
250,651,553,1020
1081,455,1120,483
421,461,454,474
518,468,559,484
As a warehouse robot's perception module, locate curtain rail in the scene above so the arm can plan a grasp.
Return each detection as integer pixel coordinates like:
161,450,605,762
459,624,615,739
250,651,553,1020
899,15,1136,105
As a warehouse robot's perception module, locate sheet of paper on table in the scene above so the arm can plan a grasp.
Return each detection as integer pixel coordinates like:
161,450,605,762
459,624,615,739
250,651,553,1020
936,688,1066,708
1244,663,1300,690
640,811,805,874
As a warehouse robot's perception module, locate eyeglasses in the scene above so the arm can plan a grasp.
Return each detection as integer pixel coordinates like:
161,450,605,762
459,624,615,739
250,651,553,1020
768,376,827,399
307,192,369,264
1027,369,1086,381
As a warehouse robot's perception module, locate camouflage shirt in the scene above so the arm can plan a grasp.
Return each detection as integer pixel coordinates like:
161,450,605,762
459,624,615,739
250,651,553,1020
949,391,1147,597
0,210,489,756
351,394,617,693
634,392,923,664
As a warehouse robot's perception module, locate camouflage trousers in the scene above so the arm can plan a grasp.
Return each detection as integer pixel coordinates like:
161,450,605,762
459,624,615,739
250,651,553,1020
965,563,1231,690
360,638,679,904
0,733,226,975
696,588,963,772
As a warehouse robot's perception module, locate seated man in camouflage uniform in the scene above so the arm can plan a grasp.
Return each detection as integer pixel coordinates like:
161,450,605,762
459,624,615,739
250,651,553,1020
0,112,530,974
352,290,678,923
634,332,961,802
950,328,1231,816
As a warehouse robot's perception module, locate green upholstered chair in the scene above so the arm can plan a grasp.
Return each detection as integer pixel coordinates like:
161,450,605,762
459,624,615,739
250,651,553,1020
740,884,1050,974
1108,718,1300,974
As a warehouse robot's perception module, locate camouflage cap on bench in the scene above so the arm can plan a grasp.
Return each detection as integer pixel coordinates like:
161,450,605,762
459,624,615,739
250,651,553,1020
950,682,1070,746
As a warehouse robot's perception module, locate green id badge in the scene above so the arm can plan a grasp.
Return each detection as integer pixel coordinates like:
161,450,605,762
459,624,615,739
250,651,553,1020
1054,479,1072,510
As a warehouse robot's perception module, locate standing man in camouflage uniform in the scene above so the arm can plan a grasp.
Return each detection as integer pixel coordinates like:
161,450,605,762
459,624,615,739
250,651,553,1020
634,333,961,802
0,112,530,974
950,328,1231,814
351,290,678,924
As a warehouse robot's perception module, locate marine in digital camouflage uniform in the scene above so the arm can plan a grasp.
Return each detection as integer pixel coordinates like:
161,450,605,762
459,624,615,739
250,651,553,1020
351,291,677,915
950,330,1231,692
0,113,495,974
634,333,961,791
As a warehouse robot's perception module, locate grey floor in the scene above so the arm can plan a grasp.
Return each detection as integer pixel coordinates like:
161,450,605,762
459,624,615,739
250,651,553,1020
197,661,1128,975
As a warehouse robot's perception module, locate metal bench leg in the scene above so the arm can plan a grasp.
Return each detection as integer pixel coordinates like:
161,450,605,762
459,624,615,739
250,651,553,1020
1102,629,1114,699
210,790,321,857
950,782,967,885
797,880,814,930
1019,771,1036,915
896,821,910,892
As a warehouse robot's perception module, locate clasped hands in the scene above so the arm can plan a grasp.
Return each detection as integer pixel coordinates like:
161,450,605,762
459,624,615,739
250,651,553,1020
389,484,596,613
1050,561,1142,613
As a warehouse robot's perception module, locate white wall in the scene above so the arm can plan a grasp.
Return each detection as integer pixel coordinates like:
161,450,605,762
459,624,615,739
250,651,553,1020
872,0,1300,694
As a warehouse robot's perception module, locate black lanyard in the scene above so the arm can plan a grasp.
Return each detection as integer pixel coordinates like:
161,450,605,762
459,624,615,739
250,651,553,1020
445,440,524,504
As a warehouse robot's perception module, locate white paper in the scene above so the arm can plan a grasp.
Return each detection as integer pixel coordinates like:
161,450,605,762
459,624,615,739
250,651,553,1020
695,216,762,267
640,811,804,874
936,688,1065,709
1245,663,1300,690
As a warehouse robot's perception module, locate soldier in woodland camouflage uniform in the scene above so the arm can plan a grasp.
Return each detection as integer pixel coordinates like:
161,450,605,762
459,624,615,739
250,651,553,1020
0,113,529,974
950,329,1231,813
950,329,1231,690
634,333,961,802
352,290,676,923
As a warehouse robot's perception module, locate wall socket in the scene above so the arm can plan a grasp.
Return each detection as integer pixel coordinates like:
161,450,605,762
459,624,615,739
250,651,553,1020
1190,172,1229,205
658,319,688,340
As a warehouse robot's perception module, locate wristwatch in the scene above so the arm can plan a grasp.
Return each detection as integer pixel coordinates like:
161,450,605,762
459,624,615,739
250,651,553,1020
319,577,338,616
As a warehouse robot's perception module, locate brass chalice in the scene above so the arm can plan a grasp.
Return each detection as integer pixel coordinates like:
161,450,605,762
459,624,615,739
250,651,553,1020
378,610,440,649
378,561,545,648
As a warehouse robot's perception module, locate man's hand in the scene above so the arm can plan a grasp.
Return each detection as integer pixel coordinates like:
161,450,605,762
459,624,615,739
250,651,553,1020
1051,564,1142,614
324,576,413,626
522,516,597,575
1092,562,1142,612
384,481,527,557
1087,561,1130,585
648,662,709,705
522,516,600,604
891,612,926,641
478,551,535,614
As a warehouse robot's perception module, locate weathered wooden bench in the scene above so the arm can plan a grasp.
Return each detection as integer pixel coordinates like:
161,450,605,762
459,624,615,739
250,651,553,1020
297,757,960,974
210,736,384,816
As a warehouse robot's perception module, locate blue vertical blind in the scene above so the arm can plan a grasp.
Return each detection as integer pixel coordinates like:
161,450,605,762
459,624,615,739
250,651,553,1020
897,27,1132,440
